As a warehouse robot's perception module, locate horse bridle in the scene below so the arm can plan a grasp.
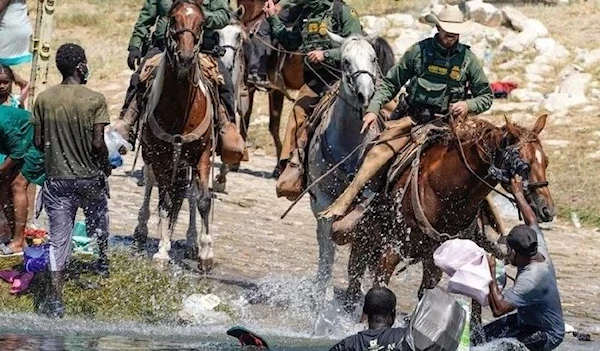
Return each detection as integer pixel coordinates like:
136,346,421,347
166,2,204,65
346,69,376,94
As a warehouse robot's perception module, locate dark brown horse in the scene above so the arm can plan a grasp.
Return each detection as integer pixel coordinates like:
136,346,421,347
342,115,554,310
236,0,304,174
134,0,215,271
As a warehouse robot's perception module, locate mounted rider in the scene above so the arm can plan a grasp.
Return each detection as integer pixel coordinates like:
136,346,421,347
114,0,245,162
322,5,494,234
263,0,363,200
243,0,296,89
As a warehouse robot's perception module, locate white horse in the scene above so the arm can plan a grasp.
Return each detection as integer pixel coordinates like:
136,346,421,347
307,34,393,304
214,15,249,192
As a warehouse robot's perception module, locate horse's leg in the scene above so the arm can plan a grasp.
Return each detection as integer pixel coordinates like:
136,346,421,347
269,90,284,176
165,177,187,262
374,246,401,287
418,257,443,299
315,218,336,296
153,184,172,262
133,165,155,253
185,177,199,260
345,242,368,312
197,146,214,272
213,163,228,194
240,88,254,144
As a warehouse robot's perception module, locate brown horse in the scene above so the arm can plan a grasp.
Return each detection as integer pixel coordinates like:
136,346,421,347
236,0,306,174
342,115,554,310
134,0,215,271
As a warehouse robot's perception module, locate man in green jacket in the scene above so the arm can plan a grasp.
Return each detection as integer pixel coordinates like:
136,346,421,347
322,5,494,234
116,0,244,159
264,0,363,200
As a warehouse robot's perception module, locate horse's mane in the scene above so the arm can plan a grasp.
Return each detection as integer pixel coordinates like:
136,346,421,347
340,35,394,75
450,117,539,162
370,36,395,75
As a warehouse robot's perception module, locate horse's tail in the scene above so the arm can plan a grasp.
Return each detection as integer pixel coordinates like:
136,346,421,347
371,36,395,75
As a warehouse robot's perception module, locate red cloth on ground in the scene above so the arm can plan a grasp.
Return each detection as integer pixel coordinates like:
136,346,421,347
491,81,519,95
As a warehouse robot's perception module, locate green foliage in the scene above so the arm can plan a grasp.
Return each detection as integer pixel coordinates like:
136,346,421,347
0,250,208,323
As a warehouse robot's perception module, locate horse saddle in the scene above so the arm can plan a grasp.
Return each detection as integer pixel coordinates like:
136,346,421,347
138,52,224,87
385,123,448,193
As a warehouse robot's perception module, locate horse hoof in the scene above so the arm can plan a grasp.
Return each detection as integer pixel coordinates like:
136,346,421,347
152,251,170,264
213,180,226,193
272,167,282,179
152,258,169,270
230,162,240,172
185,246,199,260
198,258,214,273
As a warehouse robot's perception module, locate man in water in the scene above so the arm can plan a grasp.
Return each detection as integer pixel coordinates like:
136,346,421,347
484,175,564,350
32,43,111,318
330,287,407,350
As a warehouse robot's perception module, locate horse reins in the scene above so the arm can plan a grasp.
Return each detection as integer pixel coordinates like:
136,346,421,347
450,114,517,204
280,114,449,219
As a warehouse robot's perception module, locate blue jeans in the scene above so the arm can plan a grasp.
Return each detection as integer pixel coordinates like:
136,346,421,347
42,178,109,271
483,313,551,351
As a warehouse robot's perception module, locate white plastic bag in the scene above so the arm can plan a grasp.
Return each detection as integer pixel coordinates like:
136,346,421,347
434,239,493,306
104,127,133,168
433,239,486,276
448,254,492,306
104,127,133,155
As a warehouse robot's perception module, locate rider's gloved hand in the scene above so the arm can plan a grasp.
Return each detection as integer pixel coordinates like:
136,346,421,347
127,47,142,71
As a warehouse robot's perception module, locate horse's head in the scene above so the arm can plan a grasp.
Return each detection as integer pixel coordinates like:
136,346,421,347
329,33,378,109
166,0,205,79
500,114,555,222
216,12,245,74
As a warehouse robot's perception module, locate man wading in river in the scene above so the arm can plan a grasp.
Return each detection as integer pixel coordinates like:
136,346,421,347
330,287,407,350
483,175,564,351
32,44,111,318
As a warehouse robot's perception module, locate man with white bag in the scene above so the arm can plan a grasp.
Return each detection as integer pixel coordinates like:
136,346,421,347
484,175,564,351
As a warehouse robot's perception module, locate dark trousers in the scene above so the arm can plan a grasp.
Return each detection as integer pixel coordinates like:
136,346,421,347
483,314,551,351
43,178,109,272
245,7,293,77
217,58,235,123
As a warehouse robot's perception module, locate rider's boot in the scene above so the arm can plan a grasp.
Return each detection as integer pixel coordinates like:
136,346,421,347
275,134,307,201
325,137,410,238
217,105,246,165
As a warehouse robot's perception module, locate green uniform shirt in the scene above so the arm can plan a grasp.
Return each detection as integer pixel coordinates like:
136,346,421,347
0,106,45,185
367,36,493,115
128,0,231,50
31,85,111,180
266,0,362,64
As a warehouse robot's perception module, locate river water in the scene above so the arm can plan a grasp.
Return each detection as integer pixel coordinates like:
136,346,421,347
0,311,596,350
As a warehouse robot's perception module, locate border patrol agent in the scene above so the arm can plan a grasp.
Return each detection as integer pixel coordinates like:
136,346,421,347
263,0,362,200
115,0,243,157
323,5,494,234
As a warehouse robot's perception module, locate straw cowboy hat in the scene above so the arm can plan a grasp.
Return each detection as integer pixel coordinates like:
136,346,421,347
425,5,473,34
